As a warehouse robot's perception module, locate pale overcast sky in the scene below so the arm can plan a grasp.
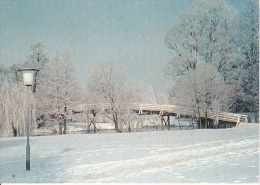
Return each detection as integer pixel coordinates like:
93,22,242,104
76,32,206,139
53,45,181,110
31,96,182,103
0,0,244,93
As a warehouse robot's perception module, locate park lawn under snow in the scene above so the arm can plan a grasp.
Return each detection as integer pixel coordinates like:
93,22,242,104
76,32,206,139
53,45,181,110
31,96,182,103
0,123,259,183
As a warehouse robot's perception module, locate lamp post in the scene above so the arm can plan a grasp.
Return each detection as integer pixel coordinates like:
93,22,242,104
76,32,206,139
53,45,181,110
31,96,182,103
18,68,39,171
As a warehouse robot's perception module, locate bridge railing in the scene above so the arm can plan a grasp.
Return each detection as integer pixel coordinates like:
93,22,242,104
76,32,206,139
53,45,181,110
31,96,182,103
215,112,248,125
129,103,178,115
202,111,248,125
73,103,248,124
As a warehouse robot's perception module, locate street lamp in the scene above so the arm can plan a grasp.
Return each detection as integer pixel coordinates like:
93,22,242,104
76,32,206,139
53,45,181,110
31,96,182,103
18,68,39,171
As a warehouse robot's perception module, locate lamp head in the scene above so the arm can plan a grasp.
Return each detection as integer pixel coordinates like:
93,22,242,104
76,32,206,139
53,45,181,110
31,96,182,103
18,68,39,86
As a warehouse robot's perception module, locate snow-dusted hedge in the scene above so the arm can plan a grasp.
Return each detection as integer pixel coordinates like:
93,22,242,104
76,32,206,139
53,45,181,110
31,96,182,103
0,80,36,137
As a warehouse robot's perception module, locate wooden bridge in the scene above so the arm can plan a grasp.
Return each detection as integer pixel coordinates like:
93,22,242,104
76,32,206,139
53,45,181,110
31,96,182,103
73,103,248,128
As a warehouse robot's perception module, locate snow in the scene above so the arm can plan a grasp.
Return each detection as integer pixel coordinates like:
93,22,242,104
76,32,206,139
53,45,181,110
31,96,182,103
31,122,115,136
0,123,259,183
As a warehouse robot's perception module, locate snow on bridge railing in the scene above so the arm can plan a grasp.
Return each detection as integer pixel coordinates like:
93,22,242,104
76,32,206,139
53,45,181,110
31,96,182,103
129,103,178,115
200,111,248,125
74,103,200,117
74,103,179,115
73,103,248,124
215,112,248,125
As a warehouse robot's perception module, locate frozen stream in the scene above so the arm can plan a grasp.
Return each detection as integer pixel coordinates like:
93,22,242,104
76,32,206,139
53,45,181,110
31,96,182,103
0,123,259,183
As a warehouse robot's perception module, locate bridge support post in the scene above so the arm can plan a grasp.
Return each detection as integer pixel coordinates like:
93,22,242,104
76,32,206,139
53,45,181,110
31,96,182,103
161,116,164,130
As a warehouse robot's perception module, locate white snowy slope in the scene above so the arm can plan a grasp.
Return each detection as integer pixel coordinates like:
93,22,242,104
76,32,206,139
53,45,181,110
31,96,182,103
0,123,259,183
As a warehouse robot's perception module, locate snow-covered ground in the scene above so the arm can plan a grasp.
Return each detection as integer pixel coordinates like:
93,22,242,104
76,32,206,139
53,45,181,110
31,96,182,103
0,123,259,183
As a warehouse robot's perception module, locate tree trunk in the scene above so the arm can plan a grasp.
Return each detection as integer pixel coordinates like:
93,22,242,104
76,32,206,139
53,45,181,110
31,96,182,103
87,122,91,133
63,117,66,134
205,112,208,129
93,121,97,133
92,111,97,133
161,116,165,130
115,121,121,133
214,122,218,129
59,122,62,135
12,125,17,137
167,115,170,130
113,113,121,133
197,108,201,129
128,124,131,132
197,117,201,129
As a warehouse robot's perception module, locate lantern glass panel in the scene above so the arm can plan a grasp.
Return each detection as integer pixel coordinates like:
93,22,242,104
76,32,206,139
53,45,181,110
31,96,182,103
23,70,35,86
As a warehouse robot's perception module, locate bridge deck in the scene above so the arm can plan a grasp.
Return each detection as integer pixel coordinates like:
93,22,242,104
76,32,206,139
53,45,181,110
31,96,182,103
74,103,248,125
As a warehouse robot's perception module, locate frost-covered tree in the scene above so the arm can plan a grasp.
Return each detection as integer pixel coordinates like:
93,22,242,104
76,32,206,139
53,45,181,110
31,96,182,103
156,93,169,105
0,44,82,136
164,0,257,120
36,51,81,118
87,61,136,132
234,0,259,113
175,64,231,128
165,0,238,78
0,64,9,82
23,43,49,93
23,43,48,69
0,80,36,137
10,63,22,84
59,51,82,109
133,83,158,104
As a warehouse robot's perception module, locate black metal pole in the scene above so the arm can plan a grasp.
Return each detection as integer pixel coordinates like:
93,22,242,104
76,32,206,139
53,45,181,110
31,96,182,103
26,119,30,171
26,86,31,171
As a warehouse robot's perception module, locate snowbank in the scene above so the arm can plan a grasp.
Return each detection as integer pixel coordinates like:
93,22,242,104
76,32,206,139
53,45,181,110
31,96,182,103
0,123,259,183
